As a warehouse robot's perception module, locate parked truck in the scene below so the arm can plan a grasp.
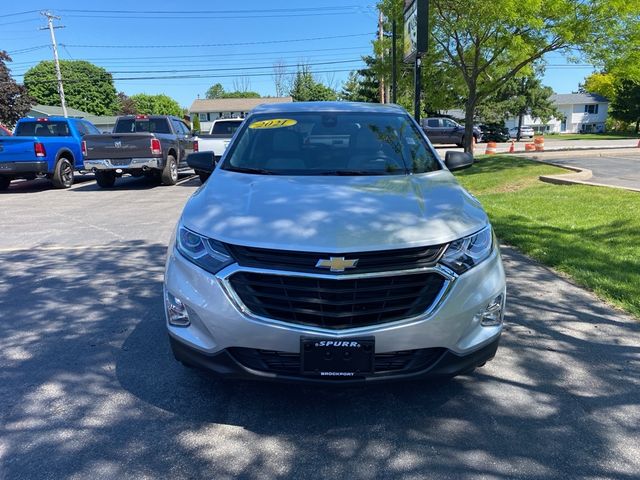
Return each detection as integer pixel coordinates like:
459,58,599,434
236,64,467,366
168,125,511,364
0,116,100,190
188,118,243,183
82,115,196,188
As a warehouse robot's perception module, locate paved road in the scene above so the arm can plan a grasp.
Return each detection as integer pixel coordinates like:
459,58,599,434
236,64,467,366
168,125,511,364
540,151,640,190
1,177,638,479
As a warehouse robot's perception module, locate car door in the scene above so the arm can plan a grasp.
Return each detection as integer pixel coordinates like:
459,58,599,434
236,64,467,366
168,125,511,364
441,119,462,144
171,119,191,165
423,118,442,143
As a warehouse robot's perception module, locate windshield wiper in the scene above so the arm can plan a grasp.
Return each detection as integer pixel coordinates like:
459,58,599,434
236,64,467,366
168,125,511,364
316,170,393,176
225,166,274,175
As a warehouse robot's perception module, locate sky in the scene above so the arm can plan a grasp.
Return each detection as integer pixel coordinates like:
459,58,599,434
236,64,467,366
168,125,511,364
0,1,597,109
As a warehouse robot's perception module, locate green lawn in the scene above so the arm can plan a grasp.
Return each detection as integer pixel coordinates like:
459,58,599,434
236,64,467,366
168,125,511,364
549,133,640,141
454,155,640,319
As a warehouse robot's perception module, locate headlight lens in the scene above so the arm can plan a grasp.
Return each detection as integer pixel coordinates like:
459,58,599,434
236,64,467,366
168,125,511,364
176,226,234,274
441,225,494,274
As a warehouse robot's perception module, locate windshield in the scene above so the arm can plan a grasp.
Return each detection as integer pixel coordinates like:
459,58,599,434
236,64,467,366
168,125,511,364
211,120,242,135
15,121,71,137
113,118,171,134
221,112,440,176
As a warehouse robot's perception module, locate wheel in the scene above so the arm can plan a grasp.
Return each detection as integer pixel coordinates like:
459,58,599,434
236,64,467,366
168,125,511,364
161,155,178,186
196,170,210,184
51,157,74,189
0,176,10,191
95,171,116,188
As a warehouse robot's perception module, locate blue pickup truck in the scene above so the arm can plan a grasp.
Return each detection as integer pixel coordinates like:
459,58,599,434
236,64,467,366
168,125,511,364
0,116,100,190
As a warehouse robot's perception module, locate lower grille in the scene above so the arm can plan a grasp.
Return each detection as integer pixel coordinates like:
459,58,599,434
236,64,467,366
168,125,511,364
110,159,131,166
229,347,446,375
228,271,447,329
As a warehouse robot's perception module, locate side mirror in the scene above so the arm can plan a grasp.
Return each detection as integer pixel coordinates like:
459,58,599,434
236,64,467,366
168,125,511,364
445,151,474,171
186,151,216,174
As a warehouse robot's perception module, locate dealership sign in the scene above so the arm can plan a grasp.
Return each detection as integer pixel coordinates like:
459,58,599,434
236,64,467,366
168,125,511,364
403,0,428,62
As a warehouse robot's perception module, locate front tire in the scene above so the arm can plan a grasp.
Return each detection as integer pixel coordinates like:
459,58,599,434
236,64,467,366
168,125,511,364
0,176,10,191
52,157,74,189
95,171,116,188
161,155,178,186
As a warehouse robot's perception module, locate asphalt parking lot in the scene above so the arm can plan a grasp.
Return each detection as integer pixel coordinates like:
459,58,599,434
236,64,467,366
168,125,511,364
1,175,639,479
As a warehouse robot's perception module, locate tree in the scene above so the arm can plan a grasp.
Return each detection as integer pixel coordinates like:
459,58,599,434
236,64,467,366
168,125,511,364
23,60,118,115
477,74,559,139
130,94,182,116
116,92,137,115
272,60,288,97
581,73,616,102
205,82,261,99
376,0,640,153
290,65,338,102
192,114,201,134
206,83,225,99
0,51,32,128
610,80,640,133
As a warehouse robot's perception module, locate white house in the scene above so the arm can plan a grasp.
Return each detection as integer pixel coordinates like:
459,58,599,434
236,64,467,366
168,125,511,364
189,97,293,133
505,93,609,134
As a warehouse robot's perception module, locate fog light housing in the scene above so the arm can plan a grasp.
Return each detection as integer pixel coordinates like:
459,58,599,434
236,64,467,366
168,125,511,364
165,290,190,327
477,293,505,326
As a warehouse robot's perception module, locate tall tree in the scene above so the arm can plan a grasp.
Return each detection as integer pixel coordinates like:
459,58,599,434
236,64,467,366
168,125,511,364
206,83,225,99
610,80,640,133
0,51,32,128
23,60,118,115
377,0,640,153
290,66,338,102
581,73,616,102
477,74,559,139
130,94,182,116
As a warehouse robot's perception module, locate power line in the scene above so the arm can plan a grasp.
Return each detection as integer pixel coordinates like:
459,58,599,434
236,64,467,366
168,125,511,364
8,45,370,66
57,6,367,14
0,9,40,18
60,32,375,49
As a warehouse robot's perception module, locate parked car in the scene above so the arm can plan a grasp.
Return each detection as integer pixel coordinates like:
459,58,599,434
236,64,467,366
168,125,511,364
0,124,11,136
509,126,535,139
164,101,506,384
83,115,196,188
0,116,99,190
478,124,510,143
421,117,482,146
189,118,243,183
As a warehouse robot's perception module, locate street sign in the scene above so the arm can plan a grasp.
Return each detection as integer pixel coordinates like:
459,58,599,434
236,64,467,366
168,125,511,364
403,0,428,62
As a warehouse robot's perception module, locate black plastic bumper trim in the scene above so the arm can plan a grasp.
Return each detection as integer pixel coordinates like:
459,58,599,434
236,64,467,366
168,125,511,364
0,161,48,174
169,334,500,385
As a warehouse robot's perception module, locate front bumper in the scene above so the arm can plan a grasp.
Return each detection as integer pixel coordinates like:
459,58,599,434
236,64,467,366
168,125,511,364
170,334,500,384
164,245,506,383
84,157,162,171
0,161,48,175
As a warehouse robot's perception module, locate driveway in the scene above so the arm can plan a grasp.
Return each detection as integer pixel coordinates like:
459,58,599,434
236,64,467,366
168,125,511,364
538,151,640,190
0,177,638,479
435,138,639,155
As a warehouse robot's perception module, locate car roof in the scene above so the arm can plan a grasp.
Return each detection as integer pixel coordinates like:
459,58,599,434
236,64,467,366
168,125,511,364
251,101,407,115
19,116,77,122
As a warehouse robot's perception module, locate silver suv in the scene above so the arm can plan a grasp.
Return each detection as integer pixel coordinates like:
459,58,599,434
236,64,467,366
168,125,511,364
164,102,506,384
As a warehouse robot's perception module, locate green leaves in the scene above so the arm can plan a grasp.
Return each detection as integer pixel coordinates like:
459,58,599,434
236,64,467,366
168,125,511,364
130,94,182,117
23,60,118,116
290,66,337,102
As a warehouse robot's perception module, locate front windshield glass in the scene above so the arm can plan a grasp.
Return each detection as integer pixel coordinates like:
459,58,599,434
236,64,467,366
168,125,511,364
221,112,441,175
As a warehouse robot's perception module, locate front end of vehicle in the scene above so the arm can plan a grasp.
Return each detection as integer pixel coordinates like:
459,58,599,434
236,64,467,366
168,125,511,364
164,223,506,384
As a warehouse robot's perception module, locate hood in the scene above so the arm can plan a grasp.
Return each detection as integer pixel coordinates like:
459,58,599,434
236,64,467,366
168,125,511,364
181,170,488,252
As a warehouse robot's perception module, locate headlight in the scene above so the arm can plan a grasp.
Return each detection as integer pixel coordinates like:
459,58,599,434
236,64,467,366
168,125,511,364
176,226,234,274
441,225,494,274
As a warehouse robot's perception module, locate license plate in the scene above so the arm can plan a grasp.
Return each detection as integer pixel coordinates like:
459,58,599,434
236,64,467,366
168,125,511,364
301,338,374,377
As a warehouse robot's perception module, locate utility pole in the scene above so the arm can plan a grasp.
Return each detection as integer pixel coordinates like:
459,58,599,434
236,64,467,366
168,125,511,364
40,11,67,118
391,17,397,104
378,10,386,103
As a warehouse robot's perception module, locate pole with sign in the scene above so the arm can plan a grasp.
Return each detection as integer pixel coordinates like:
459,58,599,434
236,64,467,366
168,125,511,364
403,0,429,123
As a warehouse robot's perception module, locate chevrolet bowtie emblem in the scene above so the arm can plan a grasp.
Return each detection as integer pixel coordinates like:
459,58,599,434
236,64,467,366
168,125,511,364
315,256,358,272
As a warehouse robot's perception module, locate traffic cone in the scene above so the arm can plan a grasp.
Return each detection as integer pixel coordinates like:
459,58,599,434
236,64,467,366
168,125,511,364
508,140,515,153
484,142,497,155
637,139,640,148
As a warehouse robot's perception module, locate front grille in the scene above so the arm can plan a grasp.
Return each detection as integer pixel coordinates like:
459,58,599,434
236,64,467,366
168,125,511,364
226,244,445,274
229,347,446,375
228,271,446,329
